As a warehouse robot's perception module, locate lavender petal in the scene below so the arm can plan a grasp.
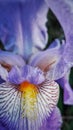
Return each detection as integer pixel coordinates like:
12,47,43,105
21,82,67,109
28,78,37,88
45,0,73,66
40,107,62,130
30,40,68,80
57,77,73,105
0,122,7,130
0,50,25,67
0,65,8,81
0,1,49,59
8,65,45,85
30,40,61,70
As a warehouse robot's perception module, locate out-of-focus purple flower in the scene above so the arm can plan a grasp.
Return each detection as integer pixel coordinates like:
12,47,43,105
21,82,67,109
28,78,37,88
0,0,73,130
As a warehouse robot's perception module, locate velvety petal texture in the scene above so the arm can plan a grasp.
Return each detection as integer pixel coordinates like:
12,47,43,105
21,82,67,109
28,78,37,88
0,50,25,67
1,0,73,130
0,81,59,130
0,122,7,130
0,65,8,81
30,40,61,70
8,65,45,85
29,0,73,81
0,78,5,84
0,0,48,59
45,0,73,66
40,107,62,130
46,57,70,81
30,40,69,81
57,77,73,105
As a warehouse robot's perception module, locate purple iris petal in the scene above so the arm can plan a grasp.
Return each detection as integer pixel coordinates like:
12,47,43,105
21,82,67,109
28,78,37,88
49,39,61,49
7,66,24,84
30,40,68,81
0,78,5,84
30,38,71,82
45,0,73,66
0,0,49,60
0,80,59,130
8,65,45,85
0,50,25,67
30,0,73,81
0,1,73,130
30,39,61,68
40,107,62,130
0,122,7,130
0,65,8,81
46,57,70,81
57,77,73,105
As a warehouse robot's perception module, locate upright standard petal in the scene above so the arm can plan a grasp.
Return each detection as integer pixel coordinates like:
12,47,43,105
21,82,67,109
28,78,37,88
45,0,73,66
31,0,49,54
0,0,49,60
0,2,22,53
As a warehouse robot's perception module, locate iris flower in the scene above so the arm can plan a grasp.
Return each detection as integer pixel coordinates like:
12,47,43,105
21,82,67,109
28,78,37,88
0,0,73,130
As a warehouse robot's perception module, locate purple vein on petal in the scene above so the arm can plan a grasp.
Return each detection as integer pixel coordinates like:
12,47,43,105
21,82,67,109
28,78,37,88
0,80,59,130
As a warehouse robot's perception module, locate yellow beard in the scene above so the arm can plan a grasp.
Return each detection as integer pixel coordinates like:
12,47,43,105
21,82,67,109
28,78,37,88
19,81,38,120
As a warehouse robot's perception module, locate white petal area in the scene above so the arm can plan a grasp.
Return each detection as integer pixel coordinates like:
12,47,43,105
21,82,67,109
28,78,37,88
0,65,8,81
36,80,59,126
0,83,21,130
0,81,59,130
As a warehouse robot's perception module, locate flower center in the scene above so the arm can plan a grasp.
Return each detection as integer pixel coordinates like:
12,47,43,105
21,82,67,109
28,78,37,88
19,81,38,94
18,81,38,119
